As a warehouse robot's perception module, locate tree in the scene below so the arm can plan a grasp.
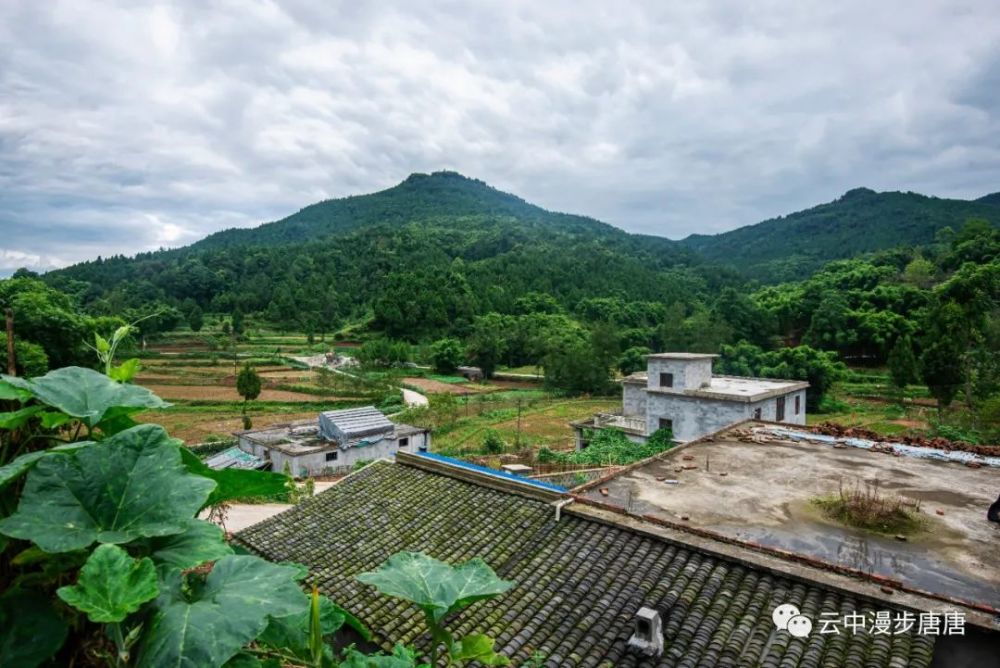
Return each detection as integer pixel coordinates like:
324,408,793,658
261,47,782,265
543,333,613,395
188,304,204,332
918,302,967,414
236,363,262,415
618,346,651,375
430,338,463,374
717,342,845,411
0,334,49,377
901,253,935,288
887,335,919,395
231,308,245,336
466,314,508,379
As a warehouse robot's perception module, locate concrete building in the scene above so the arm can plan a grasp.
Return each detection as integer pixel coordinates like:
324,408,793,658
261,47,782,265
235,405,430,476
573,352,808,445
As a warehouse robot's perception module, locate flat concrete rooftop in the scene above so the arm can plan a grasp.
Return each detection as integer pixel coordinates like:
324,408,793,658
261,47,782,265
240,418,423,456
624,372,809,402
577,424,1000,611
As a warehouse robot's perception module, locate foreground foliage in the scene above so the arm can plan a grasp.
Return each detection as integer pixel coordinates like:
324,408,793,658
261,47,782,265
538,427,674,466
0,365,514,667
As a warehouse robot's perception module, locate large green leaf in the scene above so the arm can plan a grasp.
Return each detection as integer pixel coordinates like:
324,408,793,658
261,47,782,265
0,588,69,668
56,544,159,623
356,552,513,622
136,555,308,668
180,447,291,507
449,634,510,666
0,380,32,402
340,645,425,668
0,405,45,429
148,520,233,572
0,441,94,490
256,591,369,659
2,367,169,428
0,425,216,552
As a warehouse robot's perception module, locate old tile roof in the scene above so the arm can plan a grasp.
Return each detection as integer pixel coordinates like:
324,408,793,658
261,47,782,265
235,460,935,668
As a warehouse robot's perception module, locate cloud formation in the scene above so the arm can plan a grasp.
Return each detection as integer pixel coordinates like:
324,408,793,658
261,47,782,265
2,1,999,273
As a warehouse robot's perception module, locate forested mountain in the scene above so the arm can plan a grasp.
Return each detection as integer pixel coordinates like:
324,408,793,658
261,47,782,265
680,188,999,281
191,171,623,250
44,172,724,342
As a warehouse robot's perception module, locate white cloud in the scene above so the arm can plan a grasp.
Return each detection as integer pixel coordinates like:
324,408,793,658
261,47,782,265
1,0,999,273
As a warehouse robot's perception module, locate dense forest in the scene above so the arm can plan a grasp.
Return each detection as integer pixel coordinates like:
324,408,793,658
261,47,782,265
3,171,999,434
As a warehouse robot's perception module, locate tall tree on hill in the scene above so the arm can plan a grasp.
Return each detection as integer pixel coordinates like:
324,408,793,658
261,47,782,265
188,304,204,332
887,335,919,399
466,313,507,379
920,303,966,414
236,363,262,427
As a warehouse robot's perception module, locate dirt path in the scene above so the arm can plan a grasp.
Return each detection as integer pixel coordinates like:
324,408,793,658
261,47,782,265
143,384,346,402
292,355,430,409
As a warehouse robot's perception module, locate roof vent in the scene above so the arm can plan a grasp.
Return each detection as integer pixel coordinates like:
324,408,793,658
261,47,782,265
627,606,663,657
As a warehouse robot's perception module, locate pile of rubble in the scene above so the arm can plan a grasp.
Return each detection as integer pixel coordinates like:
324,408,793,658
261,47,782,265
812,422,997,456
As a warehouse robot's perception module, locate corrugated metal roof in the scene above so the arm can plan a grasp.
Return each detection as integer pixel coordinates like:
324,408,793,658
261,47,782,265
204,446,268,470
319,405,393,440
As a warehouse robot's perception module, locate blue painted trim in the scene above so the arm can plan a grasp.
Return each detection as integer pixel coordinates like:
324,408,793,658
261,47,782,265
414,452,567,492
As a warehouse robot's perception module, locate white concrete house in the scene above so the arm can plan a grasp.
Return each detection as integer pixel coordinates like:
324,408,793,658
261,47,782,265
572,352,808,446
236,406,430,477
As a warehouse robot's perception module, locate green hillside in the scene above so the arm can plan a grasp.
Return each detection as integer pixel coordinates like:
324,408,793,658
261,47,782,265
680,188,998,281
192,171,620,249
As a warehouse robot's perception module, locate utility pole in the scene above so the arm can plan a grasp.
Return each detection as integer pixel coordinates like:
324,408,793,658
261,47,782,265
5,308,15,375
516,398,523,447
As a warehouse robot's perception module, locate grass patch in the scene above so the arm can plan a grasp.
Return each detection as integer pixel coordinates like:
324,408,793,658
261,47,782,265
813,480,924,536
427,374,469,384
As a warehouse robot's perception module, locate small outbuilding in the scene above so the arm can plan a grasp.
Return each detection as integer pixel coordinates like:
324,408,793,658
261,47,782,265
235,406,430,476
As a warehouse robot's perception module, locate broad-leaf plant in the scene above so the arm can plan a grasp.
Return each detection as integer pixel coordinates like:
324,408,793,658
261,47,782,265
0,364,513,667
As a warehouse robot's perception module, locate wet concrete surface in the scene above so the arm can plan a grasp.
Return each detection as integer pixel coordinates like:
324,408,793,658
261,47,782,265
580,434,1000,609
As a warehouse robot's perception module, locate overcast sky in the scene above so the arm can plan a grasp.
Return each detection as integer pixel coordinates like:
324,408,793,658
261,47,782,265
2,1,999,274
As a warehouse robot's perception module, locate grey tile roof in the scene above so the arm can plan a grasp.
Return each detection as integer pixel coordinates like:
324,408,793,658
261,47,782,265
234,461,935,668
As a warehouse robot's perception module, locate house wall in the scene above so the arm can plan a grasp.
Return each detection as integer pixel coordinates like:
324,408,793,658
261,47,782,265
623,382,647,417
645,394,750,441
646,389,808,442
646,358,712,391
239,432,430,477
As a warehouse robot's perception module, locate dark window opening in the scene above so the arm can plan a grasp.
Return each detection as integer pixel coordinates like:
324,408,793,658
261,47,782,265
776,397,785,422
658,418,673,432
326,451,338,462
636,618,651,639
794,395,800,415
659,372,674,388
399,437,409,447
753,408,762,420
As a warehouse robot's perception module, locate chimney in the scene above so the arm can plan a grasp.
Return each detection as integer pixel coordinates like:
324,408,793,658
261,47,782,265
627,606,663,656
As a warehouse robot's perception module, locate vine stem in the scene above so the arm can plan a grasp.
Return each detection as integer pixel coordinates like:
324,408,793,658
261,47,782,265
110,623,127,667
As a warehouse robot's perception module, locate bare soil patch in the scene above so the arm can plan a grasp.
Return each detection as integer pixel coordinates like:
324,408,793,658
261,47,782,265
404,377,484,395
143,384,346,402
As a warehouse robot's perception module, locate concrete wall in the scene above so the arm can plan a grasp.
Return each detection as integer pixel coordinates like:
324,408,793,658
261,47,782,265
645,388,807,442
645,393,750,441
646,357,712,391
623,382,647,417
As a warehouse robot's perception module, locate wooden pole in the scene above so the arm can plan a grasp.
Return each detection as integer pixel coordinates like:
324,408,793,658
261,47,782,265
5,308,15,375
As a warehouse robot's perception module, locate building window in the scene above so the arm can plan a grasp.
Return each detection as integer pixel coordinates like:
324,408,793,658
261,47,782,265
753,407,762,420
658,418,673,432
325,451,338,462
795,395,801,415
776,397,785,422
659,372,674,388
399,437,409,447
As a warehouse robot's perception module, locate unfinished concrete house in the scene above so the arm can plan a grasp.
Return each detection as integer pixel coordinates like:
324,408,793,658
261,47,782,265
234,405,430,476
573,352,808,445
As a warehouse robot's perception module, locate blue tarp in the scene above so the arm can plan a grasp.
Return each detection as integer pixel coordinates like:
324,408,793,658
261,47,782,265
415,452,567,492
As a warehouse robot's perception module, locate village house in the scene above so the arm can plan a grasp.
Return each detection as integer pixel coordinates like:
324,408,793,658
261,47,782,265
231,405,430,476
572,352,809,446
235,424,1000,666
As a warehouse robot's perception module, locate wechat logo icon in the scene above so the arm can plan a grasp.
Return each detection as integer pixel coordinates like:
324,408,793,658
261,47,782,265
772,603,812,638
